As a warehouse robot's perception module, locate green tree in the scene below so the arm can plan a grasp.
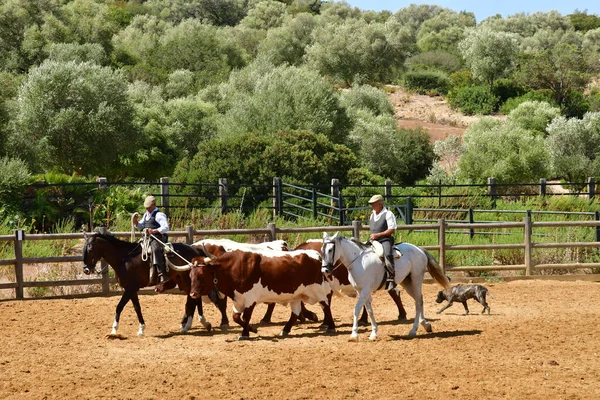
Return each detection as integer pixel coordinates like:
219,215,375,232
146,0,248,26
569,10,600,32
215,64,351,145
257,12,317,66
173,130,358,185
458,26,520,89
416,10,476,53
360,127,436,185
9,61,137,176
305,19,408,85
46,42,107,65
458,117,549,184
508,101,561,136
239,1,287,30
516,43,591,106
546,112,600,182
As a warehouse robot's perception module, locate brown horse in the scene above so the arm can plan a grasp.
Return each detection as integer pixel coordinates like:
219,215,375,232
82,232,227,336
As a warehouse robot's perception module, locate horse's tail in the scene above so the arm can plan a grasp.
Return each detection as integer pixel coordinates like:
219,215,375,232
424,250,451,290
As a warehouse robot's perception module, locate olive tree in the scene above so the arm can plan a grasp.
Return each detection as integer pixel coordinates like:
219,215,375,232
458,26,520,89
546,112,600,182
8,61,137,176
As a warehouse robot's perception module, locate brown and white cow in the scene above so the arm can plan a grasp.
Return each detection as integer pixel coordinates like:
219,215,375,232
190,248,335,339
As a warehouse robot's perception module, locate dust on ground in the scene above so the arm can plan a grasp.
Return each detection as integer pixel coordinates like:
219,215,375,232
1,280,599,399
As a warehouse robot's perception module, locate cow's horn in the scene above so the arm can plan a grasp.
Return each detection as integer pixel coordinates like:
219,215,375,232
201,243,218,260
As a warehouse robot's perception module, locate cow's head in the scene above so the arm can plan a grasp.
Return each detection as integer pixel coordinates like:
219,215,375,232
189,256,218,299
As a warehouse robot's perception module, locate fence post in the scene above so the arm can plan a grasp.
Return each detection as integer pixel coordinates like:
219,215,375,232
338,191,345,226
312,185,318,219
352,220,361,240
384,180,392,202
97,177,107,190
588,177,595,200
186,225,194,245
596,212,600,243
98,227,110,294
14,230,24,299
539,178,546,196
405,197,413,225
331,178,340,209
468,208,474,239
437,219,446,272
524,216,532,276
488,177,496,208
273,177,282,218
160,177,170,217
267,222,277,241
218,178,228,214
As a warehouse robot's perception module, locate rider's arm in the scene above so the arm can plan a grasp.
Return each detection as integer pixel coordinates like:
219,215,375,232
154,212,169,234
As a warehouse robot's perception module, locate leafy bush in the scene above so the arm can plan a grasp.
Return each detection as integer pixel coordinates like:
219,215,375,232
405,51,462,74
0,157,30,217
339,84,395,116
447,85,499,115
561,90,590,119
492,79,526,104
499,90,557,114
403,70,451,94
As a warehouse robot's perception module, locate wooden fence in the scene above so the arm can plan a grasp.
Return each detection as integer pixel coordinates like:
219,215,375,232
1,218,600,299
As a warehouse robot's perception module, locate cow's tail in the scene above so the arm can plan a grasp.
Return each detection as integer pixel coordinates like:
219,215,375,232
424,250,451,291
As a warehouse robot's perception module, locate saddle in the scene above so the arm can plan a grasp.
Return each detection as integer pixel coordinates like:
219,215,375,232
370,241,402,261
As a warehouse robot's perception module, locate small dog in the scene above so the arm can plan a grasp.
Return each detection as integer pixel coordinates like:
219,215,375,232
436,284,491,315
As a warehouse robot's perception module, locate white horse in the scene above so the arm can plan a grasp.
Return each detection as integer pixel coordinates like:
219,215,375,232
321,232,450,341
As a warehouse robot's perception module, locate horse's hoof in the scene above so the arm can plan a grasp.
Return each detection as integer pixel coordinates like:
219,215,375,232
238,335,250,341
259,319,271,326
399,314,407,320
279,330,289,337
220,324,229,330
424,323,432,333
205,323,212,333
326,328,336,334
408,330,417,337
180,327,189,334
369,334,378,341
318,324,328,331
249,325,258,334
348,335,359,342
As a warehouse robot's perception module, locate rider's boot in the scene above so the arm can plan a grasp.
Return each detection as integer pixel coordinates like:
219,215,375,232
156,263,169,284
384,255,397,291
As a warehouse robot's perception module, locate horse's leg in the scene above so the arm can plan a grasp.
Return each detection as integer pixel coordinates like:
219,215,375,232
195,297,212,332
129,290,146,336
358,306,369,326
111,289,132,335
260,303,276,325
388,287,407,320
363,295,378,341
411,275,430,336
281,302,301,337
350,290,370,342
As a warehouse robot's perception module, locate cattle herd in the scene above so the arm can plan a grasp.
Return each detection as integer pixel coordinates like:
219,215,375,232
85,235,491,341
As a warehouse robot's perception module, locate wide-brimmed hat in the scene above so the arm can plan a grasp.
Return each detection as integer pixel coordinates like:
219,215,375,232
144,195,156,208
368,194,384,204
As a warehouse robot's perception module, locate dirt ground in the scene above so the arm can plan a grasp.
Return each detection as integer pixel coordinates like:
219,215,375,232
2,280,600,399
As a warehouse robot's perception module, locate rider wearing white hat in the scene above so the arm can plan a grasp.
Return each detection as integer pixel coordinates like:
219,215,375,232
368,194,397,291
132,195,170,283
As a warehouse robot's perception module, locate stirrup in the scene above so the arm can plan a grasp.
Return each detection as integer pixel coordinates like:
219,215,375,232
385,279,396,291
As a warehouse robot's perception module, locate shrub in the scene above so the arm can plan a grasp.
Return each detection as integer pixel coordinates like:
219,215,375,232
499,90,557,114
492,79,526,104
0,157,31,217
403,70,451,94
561,90,590,119
447,85,499,115
405,51,462,74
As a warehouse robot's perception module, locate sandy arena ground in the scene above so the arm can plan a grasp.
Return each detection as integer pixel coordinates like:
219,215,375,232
1,280,600,399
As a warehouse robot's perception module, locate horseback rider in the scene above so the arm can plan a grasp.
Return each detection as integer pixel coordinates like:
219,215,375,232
368,194,397,291
132,195,169,284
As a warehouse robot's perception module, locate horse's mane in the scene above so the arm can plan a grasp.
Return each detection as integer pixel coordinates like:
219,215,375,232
348,237,370,250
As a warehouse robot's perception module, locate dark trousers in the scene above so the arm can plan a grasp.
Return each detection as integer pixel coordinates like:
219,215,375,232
150,235,166,273
377,237,395,277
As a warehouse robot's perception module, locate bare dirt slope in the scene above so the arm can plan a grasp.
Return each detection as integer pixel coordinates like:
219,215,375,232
2,280,599,399
388,86,504,142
